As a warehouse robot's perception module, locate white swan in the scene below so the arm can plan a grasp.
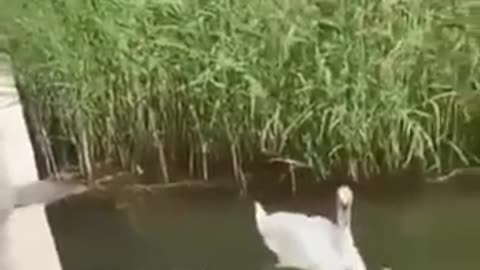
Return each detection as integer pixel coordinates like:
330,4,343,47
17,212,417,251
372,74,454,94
254,185,366,270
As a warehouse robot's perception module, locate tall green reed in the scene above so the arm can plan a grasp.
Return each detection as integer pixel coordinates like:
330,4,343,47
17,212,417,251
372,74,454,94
5,0,480,193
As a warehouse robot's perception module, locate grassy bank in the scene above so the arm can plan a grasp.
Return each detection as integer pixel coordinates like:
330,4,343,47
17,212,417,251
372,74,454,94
3,0,480,193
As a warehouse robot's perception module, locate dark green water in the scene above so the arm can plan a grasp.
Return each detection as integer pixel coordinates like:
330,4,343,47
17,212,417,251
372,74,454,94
48,188,480,270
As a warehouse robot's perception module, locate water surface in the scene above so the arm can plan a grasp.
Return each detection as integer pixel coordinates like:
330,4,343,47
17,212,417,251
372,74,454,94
49,187,480,270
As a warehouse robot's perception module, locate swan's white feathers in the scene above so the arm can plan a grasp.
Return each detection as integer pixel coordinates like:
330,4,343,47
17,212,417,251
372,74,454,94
253,185,366,270
254,201,267,222
255,209,343,269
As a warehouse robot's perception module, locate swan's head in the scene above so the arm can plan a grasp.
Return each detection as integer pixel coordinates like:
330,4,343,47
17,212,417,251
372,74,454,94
336,185,353,227
337,185,353,210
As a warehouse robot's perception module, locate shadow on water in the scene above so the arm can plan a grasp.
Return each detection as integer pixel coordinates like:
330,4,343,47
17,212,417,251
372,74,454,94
47,193,273,270
46,170,480,270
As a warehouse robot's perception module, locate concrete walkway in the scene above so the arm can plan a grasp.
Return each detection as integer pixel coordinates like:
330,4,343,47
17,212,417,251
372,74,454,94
0,53,62,270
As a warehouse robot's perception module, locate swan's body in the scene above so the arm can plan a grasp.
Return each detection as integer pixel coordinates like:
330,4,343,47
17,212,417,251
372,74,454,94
255,203,344,269
254,185,366,270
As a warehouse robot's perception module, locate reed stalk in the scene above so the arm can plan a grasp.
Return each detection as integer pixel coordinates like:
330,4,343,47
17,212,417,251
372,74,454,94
3,0,480,190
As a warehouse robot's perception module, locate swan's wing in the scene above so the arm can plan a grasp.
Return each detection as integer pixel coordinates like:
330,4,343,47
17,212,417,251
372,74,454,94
308,216,343,251
292,218,345,270
256,210,309,239
257,213,308,253
258,212,345,270
308,216,366,270
257,212,320,269
308,215,335,229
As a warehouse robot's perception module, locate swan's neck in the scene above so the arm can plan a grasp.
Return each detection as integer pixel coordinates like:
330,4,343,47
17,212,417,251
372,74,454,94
336,205,351,228
336,204,354,246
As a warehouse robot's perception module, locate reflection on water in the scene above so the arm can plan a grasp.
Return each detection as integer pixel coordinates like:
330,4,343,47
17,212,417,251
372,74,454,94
48,186,480,270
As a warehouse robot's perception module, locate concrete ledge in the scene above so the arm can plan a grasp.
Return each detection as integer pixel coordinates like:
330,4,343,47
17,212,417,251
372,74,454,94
0,53,62,270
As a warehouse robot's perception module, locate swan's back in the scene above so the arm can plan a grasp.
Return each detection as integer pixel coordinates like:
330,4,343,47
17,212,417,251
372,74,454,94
254,202,344,270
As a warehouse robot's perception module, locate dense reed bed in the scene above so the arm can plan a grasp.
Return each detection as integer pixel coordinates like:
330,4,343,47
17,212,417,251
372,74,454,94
4,0,480,193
